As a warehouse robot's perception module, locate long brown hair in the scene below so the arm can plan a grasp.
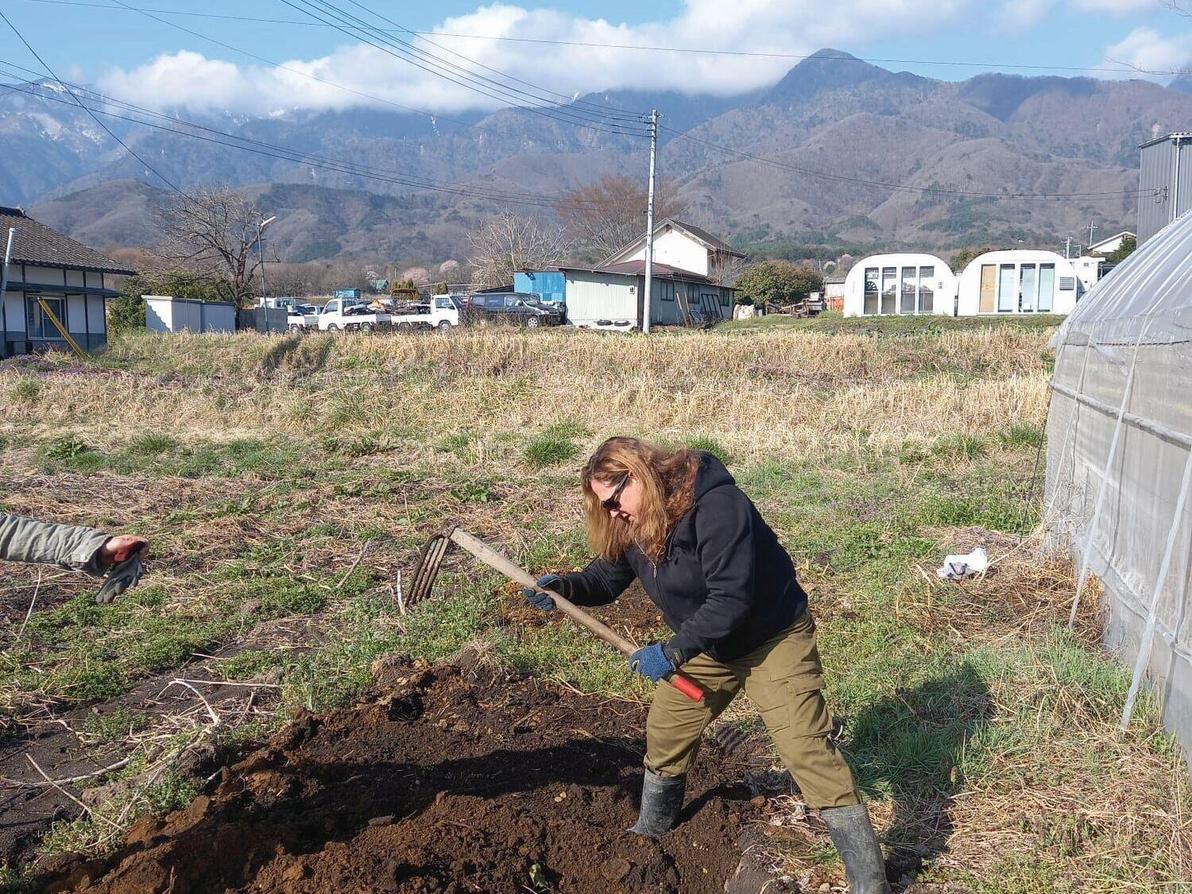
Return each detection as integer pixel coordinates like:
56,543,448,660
582,437,699,563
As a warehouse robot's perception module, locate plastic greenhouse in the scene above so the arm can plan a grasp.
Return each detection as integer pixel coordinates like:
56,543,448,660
1045,211,1192,754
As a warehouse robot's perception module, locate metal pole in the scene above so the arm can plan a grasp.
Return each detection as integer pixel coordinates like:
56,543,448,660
642,109,658,334
259,224,268,302
1,228,13,354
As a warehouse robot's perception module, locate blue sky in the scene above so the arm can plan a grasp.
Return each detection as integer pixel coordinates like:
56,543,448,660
1,0,1188,114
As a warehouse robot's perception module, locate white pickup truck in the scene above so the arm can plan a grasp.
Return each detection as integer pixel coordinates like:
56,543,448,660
390,295,464,332
287,303,319,332
317,298,391,333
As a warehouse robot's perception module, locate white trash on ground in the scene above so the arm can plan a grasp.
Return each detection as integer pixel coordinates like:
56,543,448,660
936,546,990,580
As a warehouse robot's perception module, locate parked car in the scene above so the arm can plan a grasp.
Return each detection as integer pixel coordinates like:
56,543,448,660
465,292,563,327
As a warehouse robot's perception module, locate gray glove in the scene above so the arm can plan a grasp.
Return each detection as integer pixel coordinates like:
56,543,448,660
94,552,144,605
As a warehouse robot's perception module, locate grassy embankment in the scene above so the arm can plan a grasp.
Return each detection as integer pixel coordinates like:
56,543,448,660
0,315,1186,892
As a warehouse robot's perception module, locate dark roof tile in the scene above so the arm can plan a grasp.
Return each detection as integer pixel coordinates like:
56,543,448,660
0,206,135,275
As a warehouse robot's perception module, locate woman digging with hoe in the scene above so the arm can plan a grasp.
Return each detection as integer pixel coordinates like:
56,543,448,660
523,437,890,894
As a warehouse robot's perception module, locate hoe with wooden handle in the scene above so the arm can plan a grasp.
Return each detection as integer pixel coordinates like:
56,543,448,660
408,524,704,702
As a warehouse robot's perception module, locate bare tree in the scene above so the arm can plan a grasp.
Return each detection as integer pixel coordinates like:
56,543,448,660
466,211,571,288
709,253,747,288
156,189,271,307
554,175,688,262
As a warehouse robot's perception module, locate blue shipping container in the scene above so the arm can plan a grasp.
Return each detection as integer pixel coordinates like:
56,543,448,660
514,271,566,306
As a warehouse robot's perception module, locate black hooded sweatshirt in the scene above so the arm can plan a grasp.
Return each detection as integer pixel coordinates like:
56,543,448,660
558,453,807,662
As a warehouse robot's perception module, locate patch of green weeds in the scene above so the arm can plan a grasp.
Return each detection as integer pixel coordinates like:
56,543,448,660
10,377,40,403
217,649,282,681
494,622,643,698
82,707,152,743
685,435,731,464
931,433,988,460
524,433,579,469
126,433,178,456
998,422,1044,450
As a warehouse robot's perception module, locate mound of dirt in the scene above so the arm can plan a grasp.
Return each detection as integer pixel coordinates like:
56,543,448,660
39,661,787,894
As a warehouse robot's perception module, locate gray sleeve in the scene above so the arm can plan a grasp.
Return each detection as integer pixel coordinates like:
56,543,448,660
0,513,110,575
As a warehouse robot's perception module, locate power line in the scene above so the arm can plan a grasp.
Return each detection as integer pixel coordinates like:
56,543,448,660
338,0,646,121
276,0,649,135
13,0,1189,78
0,8,192,202
0,63,641,209
102,0,477,128
660,124,1154,201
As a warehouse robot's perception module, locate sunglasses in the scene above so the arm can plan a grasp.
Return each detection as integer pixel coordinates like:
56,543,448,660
601,475,630,512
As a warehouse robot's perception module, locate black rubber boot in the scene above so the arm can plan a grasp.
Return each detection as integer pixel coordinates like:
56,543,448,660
629,770,686,838
820,804,891,894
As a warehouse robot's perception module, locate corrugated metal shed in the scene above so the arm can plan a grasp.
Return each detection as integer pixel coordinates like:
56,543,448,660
1138,134,1192,245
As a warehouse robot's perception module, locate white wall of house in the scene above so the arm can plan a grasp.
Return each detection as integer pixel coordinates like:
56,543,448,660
844,254,955,317
1070,256,1105,292
564,272,640,330
563,271,731,329
1088,232,1133,255
956,250,1080,316
614,230,713,277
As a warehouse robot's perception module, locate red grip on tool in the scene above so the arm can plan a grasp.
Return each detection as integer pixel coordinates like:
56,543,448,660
668,673,704,701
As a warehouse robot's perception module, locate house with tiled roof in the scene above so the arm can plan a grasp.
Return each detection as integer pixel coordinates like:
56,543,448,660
602,218,745,280
1,206,134,357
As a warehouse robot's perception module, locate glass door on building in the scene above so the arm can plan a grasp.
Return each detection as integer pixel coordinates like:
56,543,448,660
880,267,897,314
25,296,67,338
997,265,1017,312
918,267,935,313
1019,264,1037,312
1037,264,1055,312
863,268,879,314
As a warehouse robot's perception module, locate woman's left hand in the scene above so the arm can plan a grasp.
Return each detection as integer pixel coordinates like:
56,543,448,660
628,642,676,683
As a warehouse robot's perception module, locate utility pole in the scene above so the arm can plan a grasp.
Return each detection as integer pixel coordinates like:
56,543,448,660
642,108,658,334
1087,221,1098,252
1064,236,1073,259
256,215,276,305
1,228,14,355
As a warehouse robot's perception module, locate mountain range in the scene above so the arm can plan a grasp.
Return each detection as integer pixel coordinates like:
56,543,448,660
3,49,1191,265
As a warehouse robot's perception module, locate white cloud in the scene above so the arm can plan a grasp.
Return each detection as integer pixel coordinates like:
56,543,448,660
998,0,1056,30
96,0,971,115
1101,26,1192,80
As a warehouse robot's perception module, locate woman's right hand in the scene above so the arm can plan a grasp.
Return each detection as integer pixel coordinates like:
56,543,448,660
523,574,564,612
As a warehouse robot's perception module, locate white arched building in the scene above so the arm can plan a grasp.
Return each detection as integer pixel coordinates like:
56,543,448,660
956,250,1081,316
843,254,955,317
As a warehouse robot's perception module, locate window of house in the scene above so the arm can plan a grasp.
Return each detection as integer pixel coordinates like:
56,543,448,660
900,267,916,314
863,268,879,315
918,267,935,314
1038,264,1055,312
881,267,897,314
997,265,1017,312
1020,264,1037,312
26,296,66,338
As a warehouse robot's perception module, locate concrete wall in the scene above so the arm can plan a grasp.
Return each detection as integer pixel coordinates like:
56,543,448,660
956,250,1080,316
844,254,955,317
146,295,237,334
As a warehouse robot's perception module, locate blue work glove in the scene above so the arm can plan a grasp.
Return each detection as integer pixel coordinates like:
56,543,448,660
523,574,564,612
628,642,677,683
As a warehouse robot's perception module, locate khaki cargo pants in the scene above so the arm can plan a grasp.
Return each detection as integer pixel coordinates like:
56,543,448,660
646,610,860,809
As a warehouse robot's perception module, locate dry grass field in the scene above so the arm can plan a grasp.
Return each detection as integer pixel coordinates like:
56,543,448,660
1,315,1188,892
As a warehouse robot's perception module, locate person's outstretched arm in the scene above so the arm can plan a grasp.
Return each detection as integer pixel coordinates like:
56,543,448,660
0,513,147,575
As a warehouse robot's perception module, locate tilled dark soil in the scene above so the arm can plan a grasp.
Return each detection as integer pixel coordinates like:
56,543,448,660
39,659,778,894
